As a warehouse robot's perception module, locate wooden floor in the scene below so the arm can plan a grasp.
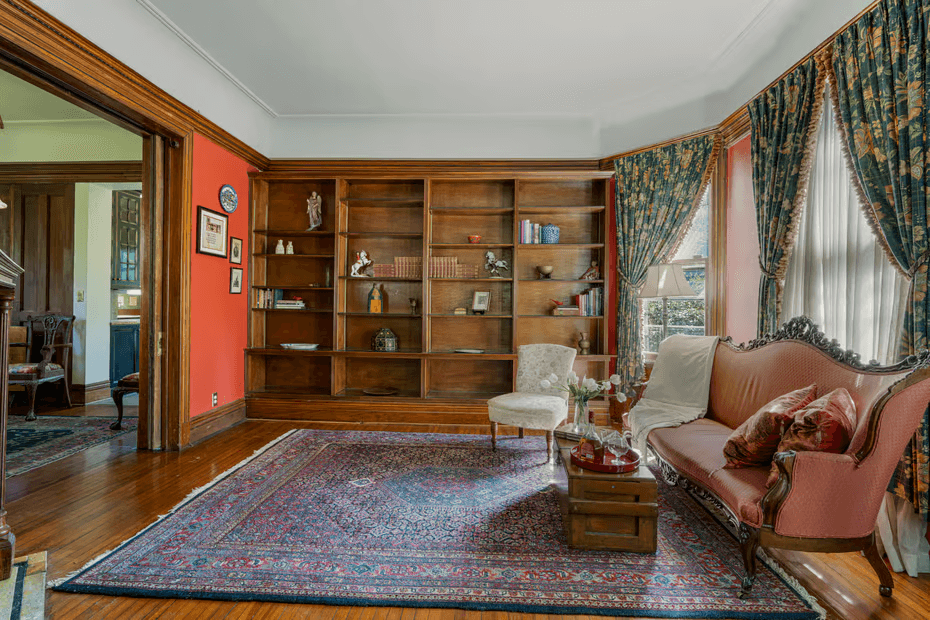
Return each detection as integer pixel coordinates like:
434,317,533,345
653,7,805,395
6,411,929,620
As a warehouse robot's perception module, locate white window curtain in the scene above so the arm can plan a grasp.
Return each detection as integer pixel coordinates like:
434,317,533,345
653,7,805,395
783,86,928,577
783,86,908,365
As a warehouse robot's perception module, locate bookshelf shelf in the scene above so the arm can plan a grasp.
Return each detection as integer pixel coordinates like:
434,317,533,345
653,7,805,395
249,172,611,416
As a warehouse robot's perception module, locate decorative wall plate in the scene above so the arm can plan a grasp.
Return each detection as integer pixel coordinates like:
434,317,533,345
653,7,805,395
219,184,238,213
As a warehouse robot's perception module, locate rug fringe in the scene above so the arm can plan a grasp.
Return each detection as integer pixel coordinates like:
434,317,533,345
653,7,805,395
47,429,299,589
757,548,827,620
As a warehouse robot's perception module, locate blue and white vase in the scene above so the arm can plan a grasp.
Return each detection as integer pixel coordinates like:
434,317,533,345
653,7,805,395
541,223,560,244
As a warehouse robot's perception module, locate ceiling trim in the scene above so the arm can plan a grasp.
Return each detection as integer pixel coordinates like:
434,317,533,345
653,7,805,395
135,0,278,118
0,160,143,183
706,0,781,74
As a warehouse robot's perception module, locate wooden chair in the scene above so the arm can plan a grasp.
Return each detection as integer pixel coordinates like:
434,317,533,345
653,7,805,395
9,314,74,420
111,372,139,430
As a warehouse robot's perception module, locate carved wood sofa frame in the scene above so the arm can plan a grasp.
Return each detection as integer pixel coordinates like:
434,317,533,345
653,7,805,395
646,317,930,600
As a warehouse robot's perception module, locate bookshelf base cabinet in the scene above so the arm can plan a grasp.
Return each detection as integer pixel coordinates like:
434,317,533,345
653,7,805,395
248,169,614,425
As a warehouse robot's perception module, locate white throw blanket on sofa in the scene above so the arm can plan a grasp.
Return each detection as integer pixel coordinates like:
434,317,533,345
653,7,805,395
629,334,720,453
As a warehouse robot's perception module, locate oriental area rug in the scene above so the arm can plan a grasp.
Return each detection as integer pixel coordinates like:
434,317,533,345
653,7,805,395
51,430,824,619
7,416,137,477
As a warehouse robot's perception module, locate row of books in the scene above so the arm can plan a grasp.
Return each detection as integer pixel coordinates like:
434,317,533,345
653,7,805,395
274,299,306,310
519,220,555,244
368,257,480,279
256,289,310,310
575,286,603,317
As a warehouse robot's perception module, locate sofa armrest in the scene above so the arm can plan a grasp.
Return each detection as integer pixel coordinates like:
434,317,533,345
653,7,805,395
762,450,882,540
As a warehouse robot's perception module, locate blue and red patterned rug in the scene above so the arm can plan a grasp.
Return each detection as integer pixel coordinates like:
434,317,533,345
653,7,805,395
51,430,823,618
7,416,137,477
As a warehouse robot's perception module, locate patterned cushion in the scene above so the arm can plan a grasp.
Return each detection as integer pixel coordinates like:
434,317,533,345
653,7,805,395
9,362,63,375
766,388,857,487
488,392,569,430
118,372,140,388
723,384,817,468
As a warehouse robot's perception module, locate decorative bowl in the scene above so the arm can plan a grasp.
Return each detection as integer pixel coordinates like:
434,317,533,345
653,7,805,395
468,235,482,244
537,265,554,277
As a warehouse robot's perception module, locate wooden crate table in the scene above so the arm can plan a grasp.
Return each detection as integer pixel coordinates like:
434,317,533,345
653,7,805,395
555,434,658,553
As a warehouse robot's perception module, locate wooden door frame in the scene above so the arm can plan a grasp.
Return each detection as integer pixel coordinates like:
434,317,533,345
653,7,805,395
0,1,265,448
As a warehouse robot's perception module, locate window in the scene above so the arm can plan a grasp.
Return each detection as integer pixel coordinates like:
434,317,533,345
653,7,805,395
783,86,907,364
641,188,709,354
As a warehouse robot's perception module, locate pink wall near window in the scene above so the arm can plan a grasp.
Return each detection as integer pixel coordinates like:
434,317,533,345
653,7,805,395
725,135,761,343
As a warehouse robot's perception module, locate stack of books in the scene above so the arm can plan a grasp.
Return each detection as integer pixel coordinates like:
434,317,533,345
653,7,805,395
519,220,542,244
575,286,603,316
429,256,458,278
553,305,581,316
274,299,306,310
394,256,423,279
455,264,478,279
372,264,396,277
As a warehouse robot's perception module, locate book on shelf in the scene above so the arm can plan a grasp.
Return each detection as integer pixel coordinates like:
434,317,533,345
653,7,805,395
429,256,458,278
574,286,603,316
519,220,543,244
552,305,581,316
455,264,478,279
372,264,395,277
274,299,306,310
393,256,423,279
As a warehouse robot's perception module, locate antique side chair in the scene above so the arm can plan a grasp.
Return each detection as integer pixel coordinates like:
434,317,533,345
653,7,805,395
8,314,74,421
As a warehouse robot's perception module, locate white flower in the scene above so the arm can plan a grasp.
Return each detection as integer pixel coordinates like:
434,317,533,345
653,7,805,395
582,377,598,391
540,379,551,389
567,371,578,385
609,374,621,385
615,391,628,402
598,381,611,392
548,373,559,383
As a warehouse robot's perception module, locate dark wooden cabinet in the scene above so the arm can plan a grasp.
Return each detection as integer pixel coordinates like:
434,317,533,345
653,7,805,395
112,190,141,288
110,322,139,387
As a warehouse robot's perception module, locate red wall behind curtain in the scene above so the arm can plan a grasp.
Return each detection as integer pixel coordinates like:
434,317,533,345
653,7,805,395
190,133,254,417
725,135,761,343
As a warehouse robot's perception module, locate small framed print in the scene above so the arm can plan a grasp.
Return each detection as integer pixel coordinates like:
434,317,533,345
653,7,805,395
197,206,228,258
472,291,490,315
229,267,243,294
229,237,243,264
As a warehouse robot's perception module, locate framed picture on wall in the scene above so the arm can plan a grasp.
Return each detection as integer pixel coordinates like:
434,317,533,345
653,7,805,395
229,267,243,294
229,237,243,264
196,206,228,258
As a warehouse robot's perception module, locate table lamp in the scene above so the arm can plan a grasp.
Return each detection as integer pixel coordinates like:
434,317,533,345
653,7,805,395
639,263,696,341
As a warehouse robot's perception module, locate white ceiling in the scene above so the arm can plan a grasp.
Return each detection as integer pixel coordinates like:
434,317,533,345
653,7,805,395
29,0,873,158
145,0,800,118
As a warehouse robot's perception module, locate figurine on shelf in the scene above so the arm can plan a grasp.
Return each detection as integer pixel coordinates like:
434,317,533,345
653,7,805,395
580,260,600,280
350,250,373,277
367,283,383,313
307,192,323,231
484,251,509,278
409,298,419,315
275,239,286,255
285,241,295,255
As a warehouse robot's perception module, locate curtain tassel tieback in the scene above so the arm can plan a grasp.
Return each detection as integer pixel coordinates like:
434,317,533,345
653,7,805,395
617,270,644,290
759,262,778,280
907,250,930,278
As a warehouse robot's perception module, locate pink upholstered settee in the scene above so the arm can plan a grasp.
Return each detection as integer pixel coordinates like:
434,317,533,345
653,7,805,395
645,317,930,598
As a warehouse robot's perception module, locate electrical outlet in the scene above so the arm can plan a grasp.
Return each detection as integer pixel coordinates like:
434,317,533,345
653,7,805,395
76,290,84,302
212,392,218,407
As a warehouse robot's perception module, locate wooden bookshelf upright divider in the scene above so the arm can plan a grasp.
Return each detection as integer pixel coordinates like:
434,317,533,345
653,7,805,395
247,169,613,424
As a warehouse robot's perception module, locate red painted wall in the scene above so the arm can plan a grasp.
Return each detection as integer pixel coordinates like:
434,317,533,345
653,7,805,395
725,135,761,343
190,133,254,417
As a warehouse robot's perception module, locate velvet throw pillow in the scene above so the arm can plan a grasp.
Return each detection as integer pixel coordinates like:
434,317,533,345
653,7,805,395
766,388,857,487
722,384,817,469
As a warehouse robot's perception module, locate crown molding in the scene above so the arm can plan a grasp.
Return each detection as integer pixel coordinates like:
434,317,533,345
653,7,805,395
135,0,277,118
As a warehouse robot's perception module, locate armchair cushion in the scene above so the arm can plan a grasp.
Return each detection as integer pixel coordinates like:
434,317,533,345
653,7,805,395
766,388,856,487
723,384,817,468
118,372,140,389
9,362,63,375
488,392,568,430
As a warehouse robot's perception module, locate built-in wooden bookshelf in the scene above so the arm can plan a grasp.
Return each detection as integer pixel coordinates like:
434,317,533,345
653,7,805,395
247,170,613,423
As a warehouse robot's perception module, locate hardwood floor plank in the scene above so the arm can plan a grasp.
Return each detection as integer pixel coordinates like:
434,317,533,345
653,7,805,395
11,417,927,620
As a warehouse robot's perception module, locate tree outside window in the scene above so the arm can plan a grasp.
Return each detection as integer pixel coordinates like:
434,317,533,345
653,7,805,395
641,189,709,354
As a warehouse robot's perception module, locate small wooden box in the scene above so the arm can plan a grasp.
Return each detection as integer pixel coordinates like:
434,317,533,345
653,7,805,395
556,438,658,553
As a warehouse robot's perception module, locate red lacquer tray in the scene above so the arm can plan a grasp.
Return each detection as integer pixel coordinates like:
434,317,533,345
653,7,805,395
570,446,641,473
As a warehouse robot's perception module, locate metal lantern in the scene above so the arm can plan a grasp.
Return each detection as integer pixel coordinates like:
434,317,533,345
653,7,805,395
372,327,398,352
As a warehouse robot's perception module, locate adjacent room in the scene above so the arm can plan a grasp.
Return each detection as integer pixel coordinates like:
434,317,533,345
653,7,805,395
0,1,926,618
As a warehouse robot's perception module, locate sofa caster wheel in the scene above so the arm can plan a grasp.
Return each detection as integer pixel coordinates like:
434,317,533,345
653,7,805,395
737,579,755,599
879,585,892,597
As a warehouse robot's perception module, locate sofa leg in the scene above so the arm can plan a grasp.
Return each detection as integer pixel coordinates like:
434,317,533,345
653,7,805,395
518,427,524,439
737,523,760,599
863,533,894,597
545,430,554,463
490,422,498,451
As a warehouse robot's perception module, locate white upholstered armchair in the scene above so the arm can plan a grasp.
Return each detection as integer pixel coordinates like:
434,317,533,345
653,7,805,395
488,343,577,462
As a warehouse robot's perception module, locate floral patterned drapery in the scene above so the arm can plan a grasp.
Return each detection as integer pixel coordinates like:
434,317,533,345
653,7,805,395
749,55,826,337
613,135,720,392
830,0,930,517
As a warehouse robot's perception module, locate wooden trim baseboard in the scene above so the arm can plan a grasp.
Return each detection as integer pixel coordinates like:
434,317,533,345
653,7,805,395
70,379,110,405
189,398,246,446
0,161,143,183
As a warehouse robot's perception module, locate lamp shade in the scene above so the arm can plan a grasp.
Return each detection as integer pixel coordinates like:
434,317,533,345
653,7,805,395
639,264,696,298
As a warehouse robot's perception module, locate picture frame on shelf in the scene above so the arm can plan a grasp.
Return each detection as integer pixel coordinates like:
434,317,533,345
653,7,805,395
472,291,490,315
229,237,243,264
196,206,228,258
230,267,243,294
